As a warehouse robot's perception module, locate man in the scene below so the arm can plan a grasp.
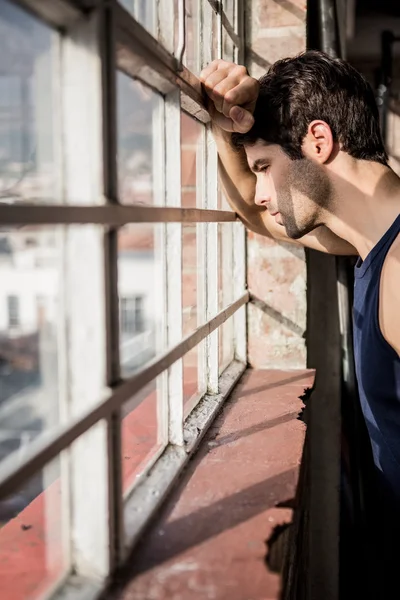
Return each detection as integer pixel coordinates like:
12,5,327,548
200,51,400,594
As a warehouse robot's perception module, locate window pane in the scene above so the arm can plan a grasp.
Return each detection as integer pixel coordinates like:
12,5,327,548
184,0,200,73
181,113,203,208
119,1,179,54
219,316,234,374
122,377,166,495
201,1,219,68
0,457,67,599
0,1,60,204
118,223,167,494
118,224,164,378
218,186,235,373
180,111,205,411
223,0,236,62
182,223,205,411
0,228,61,467
218,221,234,374
218,223,233,311
119,0,156,37
183,344,205,414
117,72,163,206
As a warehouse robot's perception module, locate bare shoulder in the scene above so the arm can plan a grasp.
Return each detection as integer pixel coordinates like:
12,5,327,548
379,234,400,356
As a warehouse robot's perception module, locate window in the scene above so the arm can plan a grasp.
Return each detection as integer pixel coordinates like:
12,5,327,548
7,295,19,328
0,0,59,204
0,2,246,598
120,296,145,335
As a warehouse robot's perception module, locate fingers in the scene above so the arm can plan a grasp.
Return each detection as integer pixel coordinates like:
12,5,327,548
200,60,259,133
229,106,255,133
203,69,232,113
224,78,260,112
209,101,255,133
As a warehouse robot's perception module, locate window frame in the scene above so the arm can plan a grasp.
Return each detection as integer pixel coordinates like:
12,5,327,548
0,0,247,596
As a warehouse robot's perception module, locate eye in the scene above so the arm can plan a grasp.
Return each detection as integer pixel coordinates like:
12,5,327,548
260,165,270,173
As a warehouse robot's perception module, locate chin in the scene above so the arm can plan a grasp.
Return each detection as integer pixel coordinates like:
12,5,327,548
284,217,319,240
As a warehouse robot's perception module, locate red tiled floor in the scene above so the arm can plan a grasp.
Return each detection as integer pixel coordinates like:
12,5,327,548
116,368,314,600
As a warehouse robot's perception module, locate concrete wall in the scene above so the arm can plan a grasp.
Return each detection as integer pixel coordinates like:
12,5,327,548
245,0,308,369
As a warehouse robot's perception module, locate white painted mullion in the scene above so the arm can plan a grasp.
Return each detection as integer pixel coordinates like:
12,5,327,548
51,27,71,576
202,3,219,394
232,0,247,363
196,133,207,400
156,0,177,447
165,89,184,446
233,221,247,363
194,0,207,403
205,128,219,393
153,93,169,449
62,8,111,581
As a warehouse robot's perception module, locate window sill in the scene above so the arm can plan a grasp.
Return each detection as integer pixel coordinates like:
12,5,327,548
110,368,314,600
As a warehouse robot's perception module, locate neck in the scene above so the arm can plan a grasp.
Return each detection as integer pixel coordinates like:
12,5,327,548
323,158,400,259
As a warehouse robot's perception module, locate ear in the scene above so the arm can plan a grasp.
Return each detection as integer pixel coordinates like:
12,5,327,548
302,120,334,163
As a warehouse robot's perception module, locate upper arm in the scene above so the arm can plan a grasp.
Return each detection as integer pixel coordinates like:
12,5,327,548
379,239,400,356
298,226,358,256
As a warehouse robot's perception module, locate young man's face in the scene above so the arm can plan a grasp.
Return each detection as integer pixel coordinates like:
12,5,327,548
245,140,332,239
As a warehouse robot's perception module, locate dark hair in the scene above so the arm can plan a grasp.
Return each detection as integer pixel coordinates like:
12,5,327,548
232,50,388,165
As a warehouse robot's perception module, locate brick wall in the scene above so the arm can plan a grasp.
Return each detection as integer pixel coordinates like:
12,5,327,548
245,0,308,369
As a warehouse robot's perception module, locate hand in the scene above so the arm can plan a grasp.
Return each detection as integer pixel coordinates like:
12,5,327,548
200,60,259,133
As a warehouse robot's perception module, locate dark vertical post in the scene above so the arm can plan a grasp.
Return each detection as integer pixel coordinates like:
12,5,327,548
305,2,343,600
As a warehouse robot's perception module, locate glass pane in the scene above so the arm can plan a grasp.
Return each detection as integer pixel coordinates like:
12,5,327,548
184,0,200,73
218,223,233,310
119,0,156,37
119,1,179,54
218,202,234,374
117,72,163,206
182,224,199,334
182,223,205,411
0,227,61,466
201,2,219,68
183,345,204,410
219,316,234,375
223,0,235,62
181,112,203,208
122,377,166,495
0,457,67,599
0,1,60,204
118,224,163,378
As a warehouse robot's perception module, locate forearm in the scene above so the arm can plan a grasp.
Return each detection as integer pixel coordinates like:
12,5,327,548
213,124,269,237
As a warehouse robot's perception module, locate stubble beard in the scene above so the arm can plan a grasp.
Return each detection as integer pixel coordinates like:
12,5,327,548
278,158,333,239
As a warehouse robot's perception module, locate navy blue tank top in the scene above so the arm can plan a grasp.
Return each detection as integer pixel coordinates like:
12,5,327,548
353,214,400,503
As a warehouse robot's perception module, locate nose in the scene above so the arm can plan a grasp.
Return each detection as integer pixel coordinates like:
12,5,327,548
254,177,271,207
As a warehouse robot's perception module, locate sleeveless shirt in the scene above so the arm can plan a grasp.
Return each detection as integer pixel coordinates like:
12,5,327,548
353,214,400,504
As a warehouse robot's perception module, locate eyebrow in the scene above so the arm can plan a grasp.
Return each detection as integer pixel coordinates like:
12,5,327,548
249,158,269,173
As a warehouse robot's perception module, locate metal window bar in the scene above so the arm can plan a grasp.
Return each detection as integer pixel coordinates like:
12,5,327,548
0,204,237,224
